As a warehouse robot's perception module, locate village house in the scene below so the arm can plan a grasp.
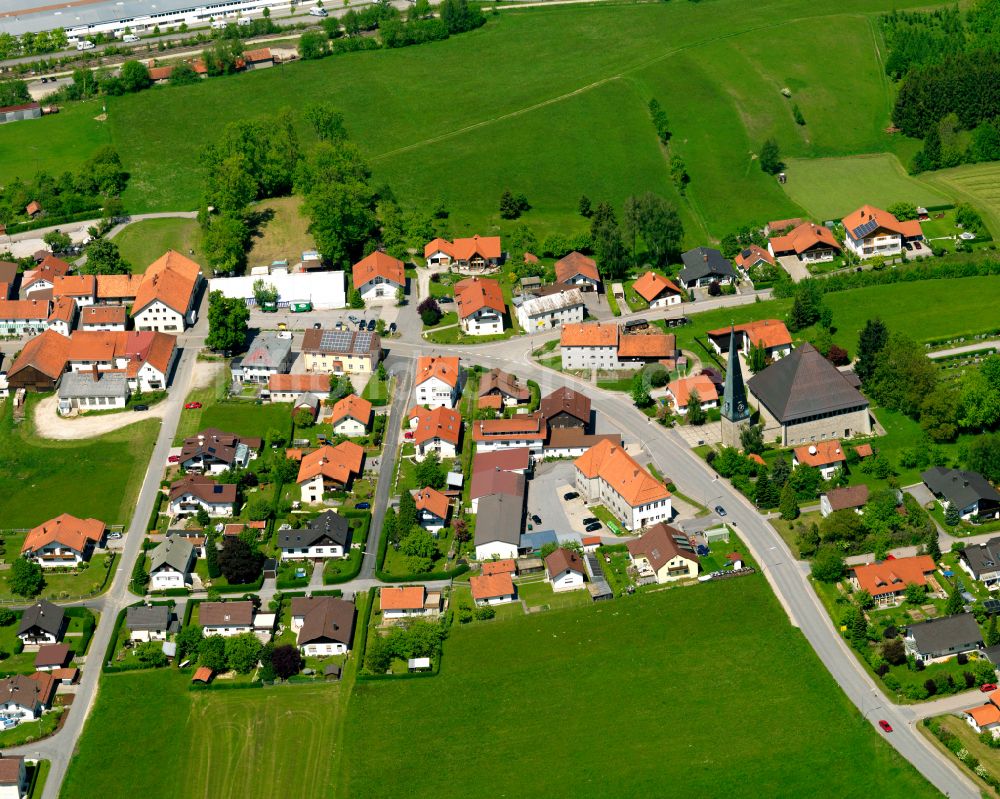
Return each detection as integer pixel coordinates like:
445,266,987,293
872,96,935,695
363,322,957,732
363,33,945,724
560,323,676,371
267,373,330,402
904,613,982,664
626,523,700,583
131,251,203,332
242,47,274,69
52,274,96,307
820,484,869,517
515,285,585,331
126,605,172,642
707,319,792,361
236,332,294,383
413,355,462,409
554,251,601,292
922,467,1000,521
733,245,774,271
409,405,462,461
841,205,924,260
454,277,506,336
632,271,683,308
21,513,106,568
199,601,255,637
168,474,238,517
22,256,70,297
540,387,591,431
747,343,872,446
5,329,71,392
0,299,50,336
301,328,381,375
353,251,405,304
17,601,65,646
483,559,517,577
793,440,847,480
79,305,127,332
965,690,1000,739
0,673,55,724
296,442,365,504
470,572,517,606
328,394,372,437
415,486,451,534
290,596,356,656
664,374,719,415
768,222,842,263
148,537,195,591
478,368,530,409
470,449,529,513
57,369,130,415
959,537,1000,590
424,235,502,271
471,412,547,453
544,547,586,592
474,493,524,560
0,261,17,302
279,511,352,560
179,429,260,475
95,273,143,305
678,247,737,288
0,756,27,799
574,439,671,531
63,329,177,392
33,644,70,673
848,555,937,608
380,586,442,620
46,297,76,337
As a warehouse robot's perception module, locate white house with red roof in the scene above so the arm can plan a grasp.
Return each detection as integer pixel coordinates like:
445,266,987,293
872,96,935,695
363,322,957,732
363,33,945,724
792,439,847,479
352,251,405,304
632,271,683,308
409,406,462,461
423,235,502,271
454,277,505,336
554,251,601,291
414,356,461,409
21,514,106,568
470,572,517,606
841,205,923,260
131,251,202,332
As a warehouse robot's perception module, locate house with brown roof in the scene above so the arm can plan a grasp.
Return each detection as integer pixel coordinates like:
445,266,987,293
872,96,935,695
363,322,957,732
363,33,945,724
0,299,50,336
21,513,106,568
53,274,96,307
80,305,127,332
793,439,847,479
409,405,462,461
290,596,356,656
470,572,517,606
841,205,923,260
478,368,530,407
0,673,55,724
544,547,586,592
302,327,381,376
380,586,441,619
199,600,255,637
617,330,678,369
0,755,27,798
414,355,462,409
353,251,405,304
626,523,699,583
5,329,71,392
424,235,502,271
554,251,600,291
454,277,505,336
267,373,330,402
768,222,842,263
471,412,546,453
22,256,70,296
632,271,683,308
540,387,591,431
415,486,451,534
733,245,774,271
46,296,76,337
296,441,365,504
848,555,936,608
34,643,70,672
707,320,792,361
243,47,274,69
168,474,238,517
132,250,203,332
328,394,372,437
574,439,671,531
179,428,260,474
470,448,530,512
820,484,869,517
664,374,719,415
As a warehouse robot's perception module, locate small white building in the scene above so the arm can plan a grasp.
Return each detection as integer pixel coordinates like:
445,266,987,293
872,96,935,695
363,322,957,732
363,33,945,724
290,596,356,657
544,547,586,592
278,512,351,560
470,572,517,606
353,251,405,304
126,605,172,642
198,601,254,637
380,586,441,620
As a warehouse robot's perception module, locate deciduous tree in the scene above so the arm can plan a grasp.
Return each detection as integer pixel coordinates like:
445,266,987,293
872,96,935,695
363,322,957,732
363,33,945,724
270,644,304,679
205,290,249,353
8,558,43,598
217,537,264,584
224,632,262,674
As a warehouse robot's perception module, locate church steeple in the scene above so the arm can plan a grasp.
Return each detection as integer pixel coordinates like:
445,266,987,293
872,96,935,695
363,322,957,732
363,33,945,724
721,326,750,425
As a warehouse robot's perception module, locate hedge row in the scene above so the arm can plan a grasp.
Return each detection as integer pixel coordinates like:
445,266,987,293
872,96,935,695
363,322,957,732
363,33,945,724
324,548,363,585
65,608,97,655
101,607,130,672
150,587,189,597
352,587,377,677
214,575,265,594
375,563,470,583
7,208,103,235
146,491,164,533
188,680,264,692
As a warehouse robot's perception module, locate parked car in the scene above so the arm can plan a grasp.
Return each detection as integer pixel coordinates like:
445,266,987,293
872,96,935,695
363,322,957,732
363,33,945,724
107,531,122,539
563,491,578,501
403,431,414,440
133,404,149,411
348,315,360,324
531,514,542,525
585,521,603,533
714,505,727,517
167,455,180,463
367,319,377,331
982,683,999,692
313,322,321,329
388,322,397,333
878,720,893,733
356,502,371,510
184,402,202,410
438,296,453,303
581,516,598,526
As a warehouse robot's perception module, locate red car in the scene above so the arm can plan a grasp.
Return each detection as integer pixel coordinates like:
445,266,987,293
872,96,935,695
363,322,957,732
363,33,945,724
982,683,998,693
878,720,893,733
184,402,202,410
167,455,180,463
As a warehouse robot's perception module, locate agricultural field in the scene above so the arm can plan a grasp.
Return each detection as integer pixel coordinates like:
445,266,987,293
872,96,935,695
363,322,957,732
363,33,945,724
924,161,1000,239
781,154,950,221
61,670,347,799
0,399,159,527
0,0,943,243
113,217,205,273
340,579,936,798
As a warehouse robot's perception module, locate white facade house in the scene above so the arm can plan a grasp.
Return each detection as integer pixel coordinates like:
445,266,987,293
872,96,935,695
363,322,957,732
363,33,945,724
333,416,366,437
0,300,50,336
470,573,517,606
167,476,237,517
0,756,28,799
413,357,461,409
199,601,254,637
545,548,586,592
126,605,171,642
380,587,441,620
132,251,202,332
290,597,355,657
278,512,351,560
148,538,195,592
574,440,672,532
353,251,405,305
415,374,459,408
133,299,188,333
515,288,585,332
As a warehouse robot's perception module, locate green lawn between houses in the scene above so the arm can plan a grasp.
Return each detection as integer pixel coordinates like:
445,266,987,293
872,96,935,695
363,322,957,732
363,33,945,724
340,579,937,798
0,398,159,528
113,217,206,274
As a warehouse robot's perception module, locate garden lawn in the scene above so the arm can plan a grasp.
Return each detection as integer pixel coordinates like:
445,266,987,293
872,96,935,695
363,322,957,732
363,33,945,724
0,399,158,527
780,154,949,220
113,217,205,273
61,670,347,799
341,578,937,798
172,395,293,446
246,195,317,266
514,577,590,610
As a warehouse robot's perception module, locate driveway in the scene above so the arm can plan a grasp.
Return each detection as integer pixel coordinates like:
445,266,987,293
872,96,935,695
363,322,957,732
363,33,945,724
526,461,584,535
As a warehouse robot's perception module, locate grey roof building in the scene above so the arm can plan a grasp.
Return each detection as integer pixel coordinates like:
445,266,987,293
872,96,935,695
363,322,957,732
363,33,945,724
474,493,524,549
678,247,737,288
904,613,983,662
58,370,130,403
959,536,1000,583
126,604,171,632
17,600,64,641
239,332,294,381
149,538,195,576
922,467,1000,520
278,511,351,551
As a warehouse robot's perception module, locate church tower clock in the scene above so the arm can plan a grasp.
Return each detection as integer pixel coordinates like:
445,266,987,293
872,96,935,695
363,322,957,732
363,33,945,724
720,327,751,448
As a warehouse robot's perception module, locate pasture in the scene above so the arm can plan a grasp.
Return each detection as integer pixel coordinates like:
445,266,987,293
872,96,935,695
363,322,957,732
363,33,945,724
61,670,346,799
0,398,158,527
340,579,936,798
781,154,950,220
924,161,1000,238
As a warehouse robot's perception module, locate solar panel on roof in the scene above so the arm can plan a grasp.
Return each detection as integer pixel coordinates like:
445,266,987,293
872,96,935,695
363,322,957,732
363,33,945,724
853,218,879,238
320,330,353,352
985,599,1000,613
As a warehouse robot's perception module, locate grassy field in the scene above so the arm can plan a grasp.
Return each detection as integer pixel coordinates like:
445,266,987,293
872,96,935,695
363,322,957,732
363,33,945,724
0,399,158,527
781,154,950,221
61,670,347,799
924,161,1000,238
0,0,941,242
246,195,317,267
113,218,204,273
341,578,936,797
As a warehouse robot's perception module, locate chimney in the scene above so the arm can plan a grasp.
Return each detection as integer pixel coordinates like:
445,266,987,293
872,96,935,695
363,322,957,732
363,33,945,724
91,364,99,382
702,252,708,263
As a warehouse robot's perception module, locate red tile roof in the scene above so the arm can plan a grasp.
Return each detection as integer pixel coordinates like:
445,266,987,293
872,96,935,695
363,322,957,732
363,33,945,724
380,586,425,610
296,442,365,485
133,250,201,316
352,251,405,290
554,251,599,283
23,513,104,555
415,356,459,388
269,373,330,393
632,271,682,303
328,394,372,428
414,486,450,520
409,405,462,446
852,555,936,598
769,222,841,256
734,244,775,269
482,559,516,576
470,572,515,600
793,439,846,468
560,322,618,348
666,374,718,409
471,412,546,442
574,439,669,507
454,277,505,319
7,329,70,379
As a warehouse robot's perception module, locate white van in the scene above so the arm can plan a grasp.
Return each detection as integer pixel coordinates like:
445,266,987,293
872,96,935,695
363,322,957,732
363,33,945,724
211,19,228,29
122,33,140,42
237,16,252,25
308,6,328,16
76,39,96,50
